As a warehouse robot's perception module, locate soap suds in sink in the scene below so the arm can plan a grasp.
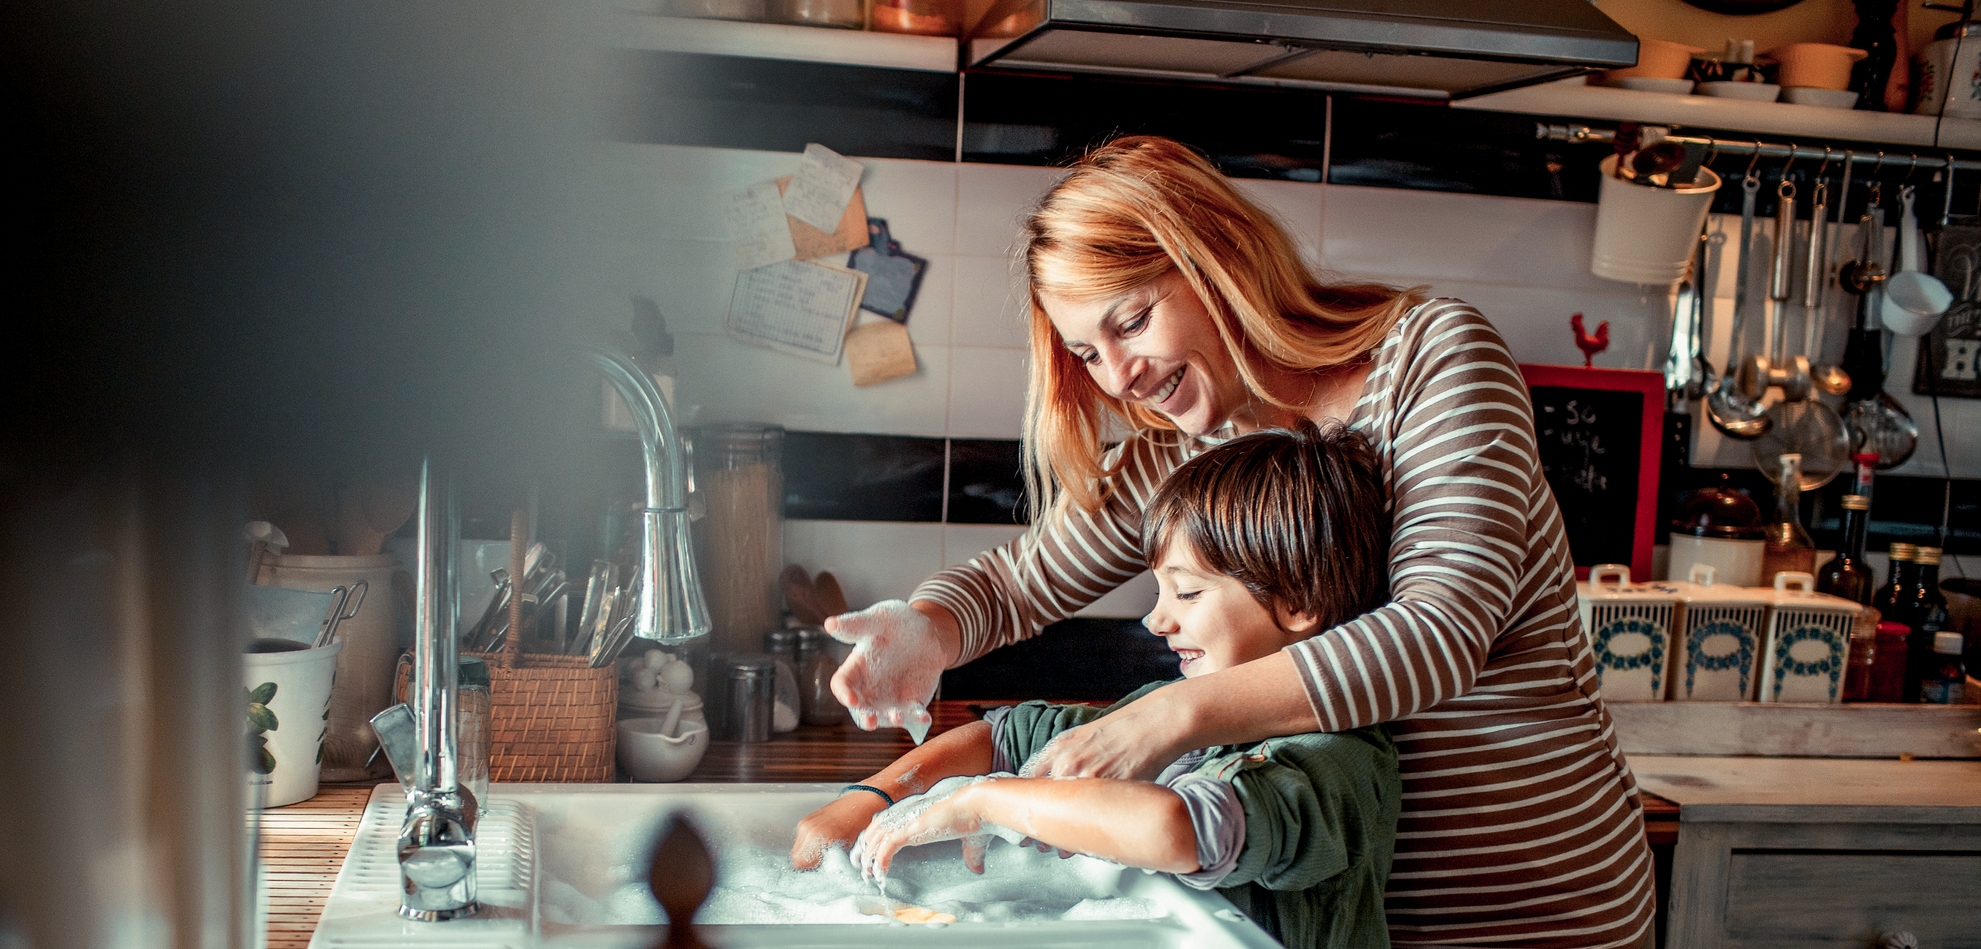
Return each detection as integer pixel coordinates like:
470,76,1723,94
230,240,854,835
541,836,1162,927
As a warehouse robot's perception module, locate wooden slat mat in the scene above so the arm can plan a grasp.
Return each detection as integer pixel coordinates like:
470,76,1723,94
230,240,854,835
256,783,386,949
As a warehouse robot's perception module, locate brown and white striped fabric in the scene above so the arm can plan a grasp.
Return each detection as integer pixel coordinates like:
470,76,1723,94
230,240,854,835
916,300,1655,949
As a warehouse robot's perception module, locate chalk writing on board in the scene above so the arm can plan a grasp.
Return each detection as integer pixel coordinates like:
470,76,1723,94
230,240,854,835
1552,401,1610,494
1530,386,1642,570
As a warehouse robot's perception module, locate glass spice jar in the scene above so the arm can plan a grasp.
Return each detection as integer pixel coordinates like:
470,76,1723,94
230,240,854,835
693,424,785,657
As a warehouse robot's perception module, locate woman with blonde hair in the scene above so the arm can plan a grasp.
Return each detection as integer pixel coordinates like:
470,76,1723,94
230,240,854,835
822,135,1654,949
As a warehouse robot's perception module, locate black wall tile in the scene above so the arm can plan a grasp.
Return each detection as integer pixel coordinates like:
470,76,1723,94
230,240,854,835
1327,96,1609,200
614,51,959,161
946,437,1027,524
939,617,1176,701
962,71,1328,180
781,430,946,521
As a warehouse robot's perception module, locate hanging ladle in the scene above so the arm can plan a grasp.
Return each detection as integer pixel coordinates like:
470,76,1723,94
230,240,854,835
1799,154,1852,396
1666,222,1716,402
1706,168,1772,437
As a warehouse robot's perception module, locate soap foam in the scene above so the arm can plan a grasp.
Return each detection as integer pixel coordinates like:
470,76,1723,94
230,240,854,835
543,837,1164,927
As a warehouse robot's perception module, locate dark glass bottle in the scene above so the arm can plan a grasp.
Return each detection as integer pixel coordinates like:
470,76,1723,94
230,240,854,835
1847,0,1898,111
1816,495,1875,604
1870,542,1917,620
1902,547,1951,703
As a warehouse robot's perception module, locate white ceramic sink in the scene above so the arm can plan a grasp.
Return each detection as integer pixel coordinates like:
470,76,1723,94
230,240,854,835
308,783,1279,948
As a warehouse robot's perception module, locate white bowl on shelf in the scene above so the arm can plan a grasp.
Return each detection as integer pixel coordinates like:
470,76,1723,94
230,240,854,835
1695,81,1782,101
1610,77,1696,95
1781,86,1860,109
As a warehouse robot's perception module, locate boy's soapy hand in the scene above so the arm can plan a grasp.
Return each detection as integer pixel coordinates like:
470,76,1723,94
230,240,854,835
790,789,892,870
851,775,1023,880
826,600,952,741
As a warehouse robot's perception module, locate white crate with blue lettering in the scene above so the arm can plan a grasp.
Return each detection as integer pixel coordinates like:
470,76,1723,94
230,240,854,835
1759,572,1861,704
1668,563,1775,702
1576,565,1680,703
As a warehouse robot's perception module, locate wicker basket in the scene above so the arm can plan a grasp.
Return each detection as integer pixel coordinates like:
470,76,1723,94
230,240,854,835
470,651,617,782
393,511,620,783
393,650,618,783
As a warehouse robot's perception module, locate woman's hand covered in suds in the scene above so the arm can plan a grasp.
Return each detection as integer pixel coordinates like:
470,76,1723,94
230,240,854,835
826,600,945,736
851,775,1022,881
790,789,893,870
1020,711,1174,782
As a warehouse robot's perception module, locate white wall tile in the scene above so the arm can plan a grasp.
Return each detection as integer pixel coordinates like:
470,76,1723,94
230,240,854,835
611,143,803,242
784,520,945,611
1324,185,1617,292
941,525,1156,619
1330,274,1672,371
859,158,960,256
1234,177,1324,270
898,254,956,348
946,346,1029,439
672,331,951,436
941,524,1025,568
955,163,1063,257
949,254,1031,349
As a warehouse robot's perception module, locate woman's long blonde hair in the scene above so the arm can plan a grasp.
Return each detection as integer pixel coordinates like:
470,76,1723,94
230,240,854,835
1022,135,1425,516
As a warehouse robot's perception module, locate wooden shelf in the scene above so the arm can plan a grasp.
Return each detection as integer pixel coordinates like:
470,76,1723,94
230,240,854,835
603,13,958,73
1610,700,1981,759
1457,77,1981,151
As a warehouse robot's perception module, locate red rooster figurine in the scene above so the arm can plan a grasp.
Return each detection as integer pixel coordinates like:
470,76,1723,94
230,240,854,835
1570,313,1609,368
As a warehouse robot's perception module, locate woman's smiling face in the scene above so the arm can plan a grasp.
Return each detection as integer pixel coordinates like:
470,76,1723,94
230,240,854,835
1143,540,1317,678
1040,271,1256,437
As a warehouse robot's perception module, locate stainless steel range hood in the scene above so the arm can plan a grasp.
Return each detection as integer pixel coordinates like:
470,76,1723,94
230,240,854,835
965,0,1639,101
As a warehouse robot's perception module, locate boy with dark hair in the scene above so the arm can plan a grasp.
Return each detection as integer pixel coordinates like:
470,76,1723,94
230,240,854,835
793,422,1399,949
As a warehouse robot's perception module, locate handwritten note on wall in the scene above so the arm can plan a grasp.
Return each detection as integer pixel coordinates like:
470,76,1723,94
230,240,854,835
723,181,798,271
726,260,868,364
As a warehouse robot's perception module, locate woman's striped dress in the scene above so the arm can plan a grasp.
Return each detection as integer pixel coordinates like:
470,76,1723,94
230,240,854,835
916,300,1656,949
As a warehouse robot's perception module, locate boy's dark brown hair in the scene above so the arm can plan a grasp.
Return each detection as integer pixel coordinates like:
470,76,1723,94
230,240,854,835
1144,420,1391,632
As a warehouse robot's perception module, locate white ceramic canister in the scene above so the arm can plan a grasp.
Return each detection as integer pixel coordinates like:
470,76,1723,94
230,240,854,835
260,553,403,780
1913,21,1981,118
1668,564,1774,702
244,640,341,808
1576,565,1681,703
1758,572,1862,704
1666,533,1766,588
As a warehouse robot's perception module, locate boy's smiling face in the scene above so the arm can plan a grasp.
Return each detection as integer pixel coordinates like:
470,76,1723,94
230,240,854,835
1145,540,1318,677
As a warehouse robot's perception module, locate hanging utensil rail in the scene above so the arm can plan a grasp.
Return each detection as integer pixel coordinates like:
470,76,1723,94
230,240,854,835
1536,124,1981,175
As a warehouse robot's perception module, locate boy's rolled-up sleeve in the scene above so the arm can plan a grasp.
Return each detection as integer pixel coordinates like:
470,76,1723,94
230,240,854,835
1212,727,1399,893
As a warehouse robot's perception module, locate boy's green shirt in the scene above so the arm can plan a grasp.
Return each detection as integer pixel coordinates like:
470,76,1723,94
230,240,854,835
997,681,1400,949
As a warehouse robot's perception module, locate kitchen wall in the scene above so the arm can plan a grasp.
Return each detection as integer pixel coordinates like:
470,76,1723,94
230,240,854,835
566,134,1978,623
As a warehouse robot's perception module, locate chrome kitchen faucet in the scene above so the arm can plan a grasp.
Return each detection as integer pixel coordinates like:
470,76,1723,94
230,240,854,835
397,454,478,921
584,346,711,646
392,348,710,922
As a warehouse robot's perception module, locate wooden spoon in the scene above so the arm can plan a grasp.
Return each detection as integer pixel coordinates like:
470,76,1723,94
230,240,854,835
781,564,823,625
813,571,847,619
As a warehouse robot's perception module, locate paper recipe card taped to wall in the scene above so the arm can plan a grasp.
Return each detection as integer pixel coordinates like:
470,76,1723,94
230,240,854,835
782,144,864,232
723,180,798,271
727,259,868,364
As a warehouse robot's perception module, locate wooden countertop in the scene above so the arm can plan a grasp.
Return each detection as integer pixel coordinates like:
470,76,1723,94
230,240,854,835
258,700,1679,947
